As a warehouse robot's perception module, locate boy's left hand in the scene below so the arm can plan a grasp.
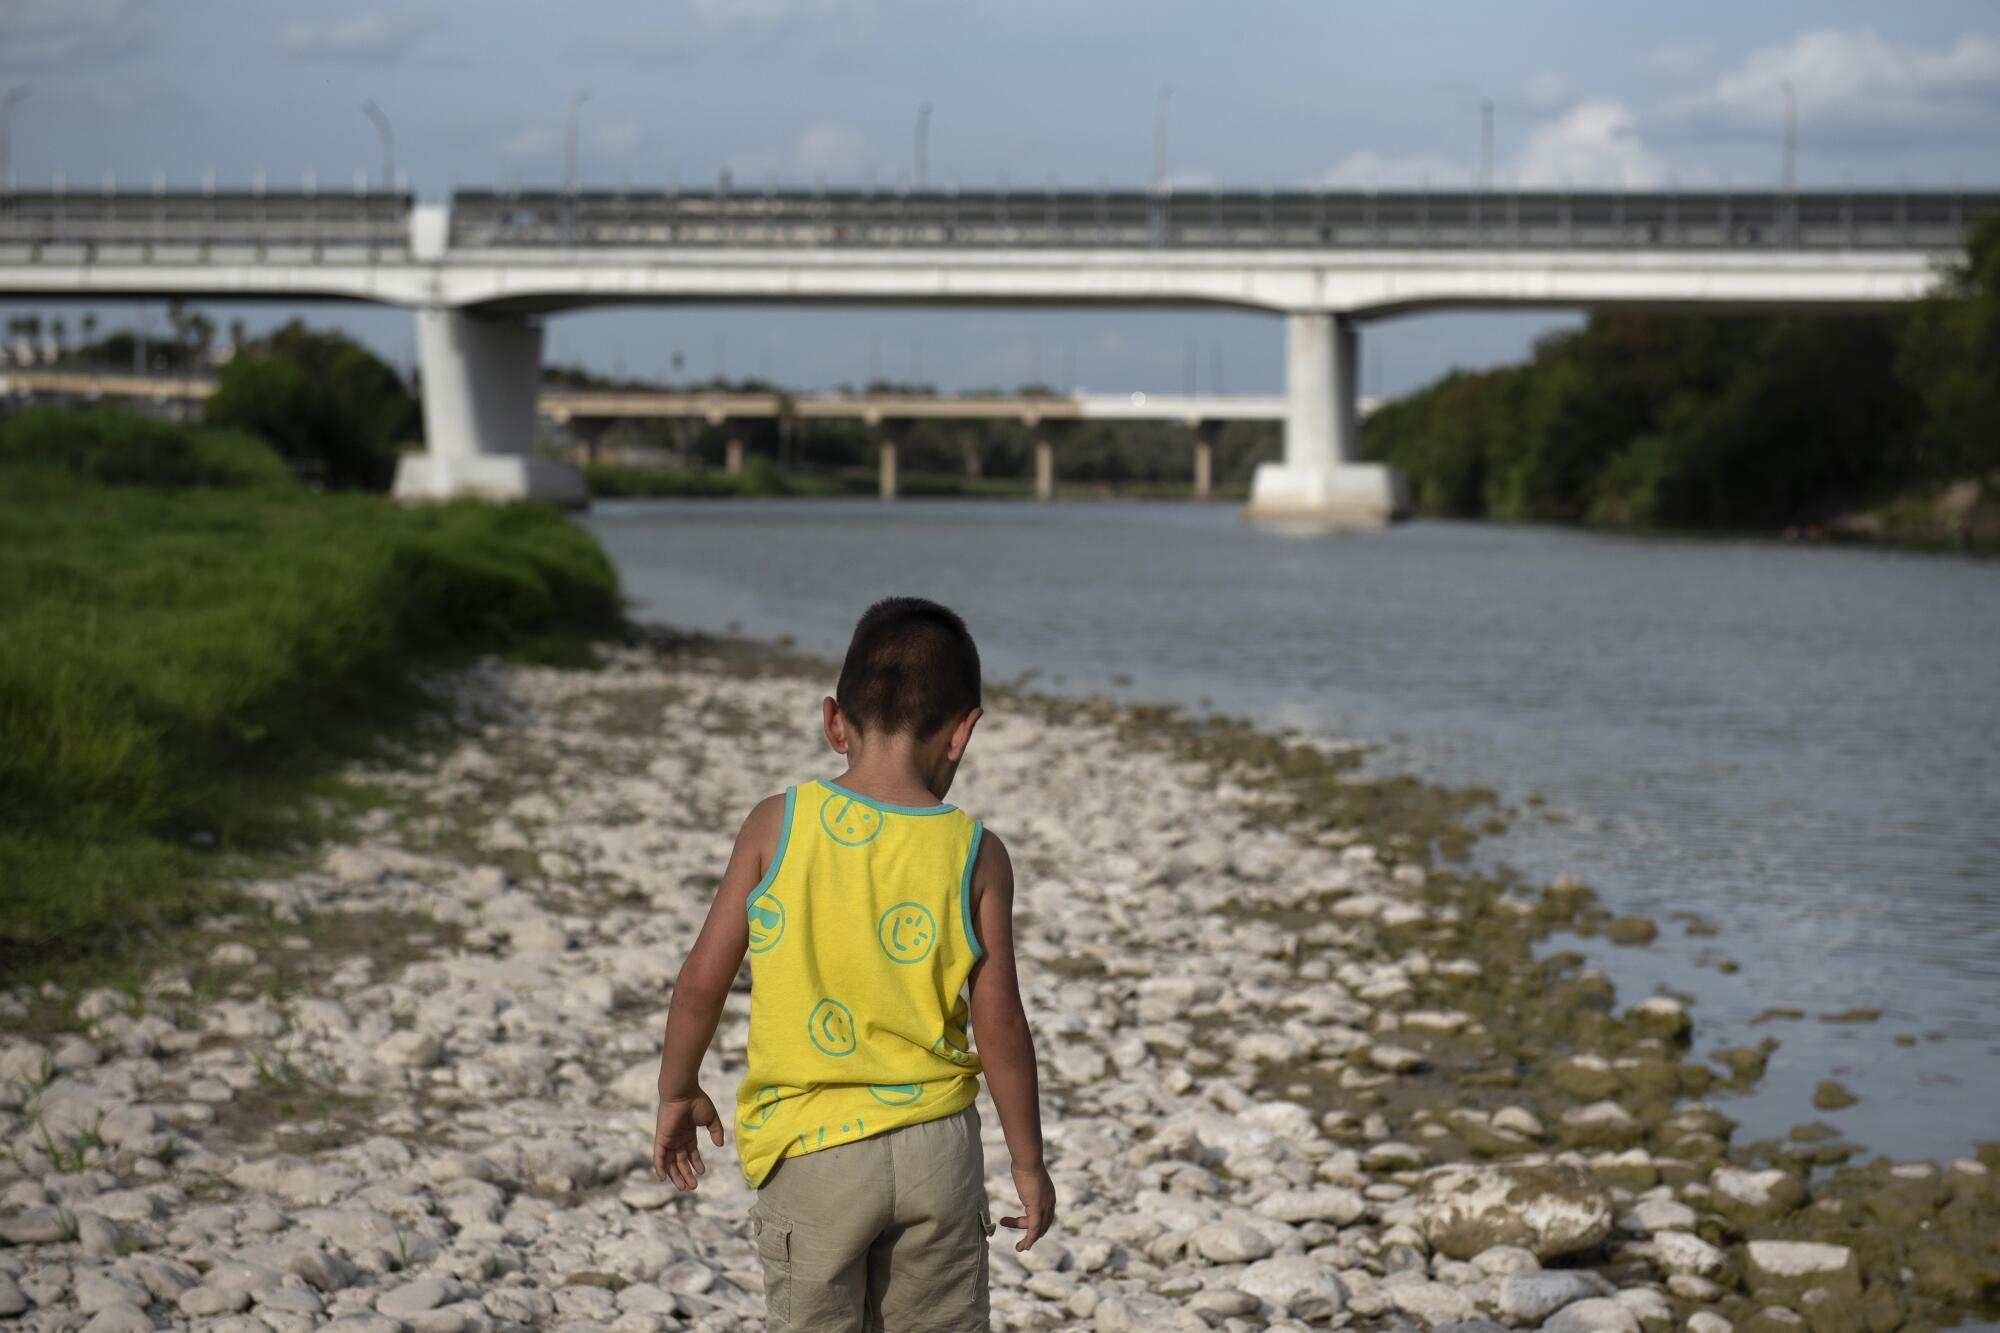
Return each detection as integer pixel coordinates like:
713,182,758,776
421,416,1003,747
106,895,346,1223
652,1089,726,1190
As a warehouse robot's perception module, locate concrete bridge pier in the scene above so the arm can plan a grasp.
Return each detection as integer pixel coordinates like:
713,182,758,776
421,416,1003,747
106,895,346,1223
724,437,744,475
1245,312,1407,527
873,418,903,500
393,307,588,508
1193,421,1217,501
1034,437,1055,502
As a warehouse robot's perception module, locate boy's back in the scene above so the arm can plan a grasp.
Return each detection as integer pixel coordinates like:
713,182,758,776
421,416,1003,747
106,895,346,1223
649,597,1054,1332
735,777,986,1183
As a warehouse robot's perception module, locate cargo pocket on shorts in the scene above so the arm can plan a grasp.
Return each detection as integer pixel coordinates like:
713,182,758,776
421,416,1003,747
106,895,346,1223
752,1213,793,1324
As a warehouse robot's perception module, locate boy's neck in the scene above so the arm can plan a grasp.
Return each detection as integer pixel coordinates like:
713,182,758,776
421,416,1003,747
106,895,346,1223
834,736,951,806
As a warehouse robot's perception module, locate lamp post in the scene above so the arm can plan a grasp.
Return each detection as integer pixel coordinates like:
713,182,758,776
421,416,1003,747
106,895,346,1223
565,90,591,197
563,90,591,246
1,86,30,194
360,100,395,192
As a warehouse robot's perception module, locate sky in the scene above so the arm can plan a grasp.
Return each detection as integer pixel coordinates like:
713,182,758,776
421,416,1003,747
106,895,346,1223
5,0,2000,396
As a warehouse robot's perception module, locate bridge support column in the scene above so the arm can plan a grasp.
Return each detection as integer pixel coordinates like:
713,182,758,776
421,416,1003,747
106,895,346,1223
1193,422,1216,502
1246,312,1406,527
393,307,586,508
879,438,899,500
724,438,744,475
1034,438,1054,502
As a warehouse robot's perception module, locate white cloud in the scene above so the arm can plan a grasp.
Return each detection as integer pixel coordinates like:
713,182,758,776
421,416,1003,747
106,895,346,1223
730,124,880,185
281,9,445,64
1671,28,2000,148
1509,100,1666,188
0,0,151,71
1311,151,1472,190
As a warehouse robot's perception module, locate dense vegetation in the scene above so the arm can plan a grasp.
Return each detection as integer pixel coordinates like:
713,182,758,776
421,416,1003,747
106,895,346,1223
0,408,621,979
1363,215,2000,543
204,320,419,489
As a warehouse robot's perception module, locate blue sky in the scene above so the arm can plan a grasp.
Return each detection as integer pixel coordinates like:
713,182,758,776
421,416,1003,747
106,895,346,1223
6,0,1999,394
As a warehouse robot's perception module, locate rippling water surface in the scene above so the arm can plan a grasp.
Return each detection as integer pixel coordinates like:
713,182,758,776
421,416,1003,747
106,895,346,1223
585,498,2000,1162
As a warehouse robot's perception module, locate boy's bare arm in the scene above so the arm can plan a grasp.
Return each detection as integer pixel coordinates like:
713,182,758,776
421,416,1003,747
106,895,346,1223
967,830,1056,1251
652,792,781,1190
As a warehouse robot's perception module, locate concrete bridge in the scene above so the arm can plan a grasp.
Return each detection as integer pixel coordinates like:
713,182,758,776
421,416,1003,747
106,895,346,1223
0,365,1321,501
2,186,1990,523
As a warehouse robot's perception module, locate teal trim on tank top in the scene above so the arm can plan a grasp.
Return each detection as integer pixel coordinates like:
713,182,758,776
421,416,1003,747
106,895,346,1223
960,819,985,961
749,786,797,899
818,777,955,816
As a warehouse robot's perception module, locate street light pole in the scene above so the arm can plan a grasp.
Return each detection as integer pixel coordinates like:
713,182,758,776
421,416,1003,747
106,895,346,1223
563,90,591,246
564,90,591,197
1152,83,1174,196
1480,98,1494,192
1,86,31,195
914,101,931,190
360,100,395,192
1780,78,1797,242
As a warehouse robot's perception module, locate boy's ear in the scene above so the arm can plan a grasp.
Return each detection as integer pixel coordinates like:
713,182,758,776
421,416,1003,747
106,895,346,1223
822,696,850,754
945,706,983,762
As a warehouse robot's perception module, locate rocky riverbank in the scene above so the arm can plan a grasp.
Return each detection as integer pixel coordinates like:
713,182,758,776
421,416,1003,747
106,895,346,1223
2,636,1996,1332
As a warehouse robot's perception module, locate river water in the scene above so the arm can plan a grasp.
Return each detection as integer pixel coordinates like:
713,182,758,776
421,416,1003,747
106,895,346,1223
584,498,2000,1165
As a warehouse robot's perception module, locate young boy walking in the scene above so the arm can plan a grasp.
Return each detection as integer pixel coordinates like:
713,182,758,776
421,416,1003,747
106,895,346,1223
651,597,1056,1331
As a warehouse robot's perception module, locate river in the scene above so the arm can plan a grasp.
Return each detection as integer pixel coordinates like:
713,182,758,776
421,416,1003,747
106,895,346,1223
584,498,2000,1165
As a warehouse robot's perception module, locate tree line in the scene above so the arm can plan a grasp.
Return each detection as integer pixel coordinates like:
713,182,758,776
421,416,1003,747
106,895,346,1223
1360,215,2000,536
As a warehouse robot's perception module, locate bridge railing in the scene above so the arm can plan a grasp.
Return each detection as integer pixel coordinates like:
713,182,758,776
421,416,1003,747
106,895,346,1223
448,189,1996,252
0,187,1988,256
0,191,413,258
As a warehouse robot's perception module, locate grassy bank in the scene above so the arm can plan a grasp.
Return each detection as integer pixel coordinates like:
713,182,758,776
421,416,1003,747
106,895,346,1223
0,408,623,980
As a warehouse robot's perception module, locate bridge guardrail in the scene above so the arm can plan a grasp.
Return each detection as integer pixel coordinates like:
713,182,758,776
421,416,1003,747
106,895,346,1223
0,188,1990,257
447,189,1997,252
0,192,413,258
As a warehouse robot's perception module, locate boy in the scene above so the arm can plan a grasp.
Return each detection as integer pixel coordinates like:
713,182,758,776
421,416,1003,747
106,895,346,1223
651,597,1056,1331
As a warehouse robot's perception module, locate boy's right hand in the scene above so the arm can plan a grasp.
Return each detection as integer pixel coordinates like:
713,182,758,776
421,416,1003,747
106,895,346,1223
652,1090,725,1191
1000,1161,1056,1252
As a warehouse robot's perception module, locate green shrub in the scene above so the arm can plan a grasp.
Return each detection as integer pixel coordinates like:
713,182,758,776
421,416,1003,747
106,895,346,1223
0,428,621,977
0,407,295,490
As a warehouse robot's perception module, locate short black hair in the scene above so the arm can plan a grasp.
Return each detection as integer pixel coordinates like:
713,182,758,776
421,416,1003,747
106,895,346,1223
835,597,981,737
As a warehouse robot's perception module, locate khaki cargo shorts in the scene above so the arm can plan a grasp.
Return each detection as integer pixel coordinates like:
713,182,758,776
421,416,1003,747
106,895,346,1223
749,1104,994,1332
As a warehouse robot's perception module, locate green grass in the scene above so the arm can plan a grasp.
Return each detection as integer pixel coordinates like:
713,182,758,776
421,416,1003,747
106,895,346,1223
0,408,623,981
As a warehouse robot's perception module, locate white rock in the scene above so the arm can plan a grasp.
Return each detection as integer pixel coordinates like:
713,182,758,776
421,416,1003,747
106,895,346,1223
81,1305,155,1333
1235,1254,1346,1313
379,1031,444,1069
76,1273,151,1314
1255,1186,1366,1226
378,1278,459,1318
1745,1241,1861,1298
1647,1230,1726,1277
1387,1281,1475,1327
180,1286,252,1316
1496,1272,1609,1323
1617,1198,1697,1233
1540,1297,1642,1333
1191,1221,1275,1264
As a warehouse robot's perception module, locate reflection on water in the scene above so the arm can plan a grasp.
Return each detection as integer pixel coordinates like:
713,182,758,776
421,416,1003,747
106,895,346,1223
585,498,2000,1161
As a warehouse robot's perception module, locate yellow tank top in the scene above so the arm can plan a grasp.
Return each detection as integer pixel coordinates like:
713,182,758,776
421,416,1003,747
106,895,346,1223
735,778,985,1187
